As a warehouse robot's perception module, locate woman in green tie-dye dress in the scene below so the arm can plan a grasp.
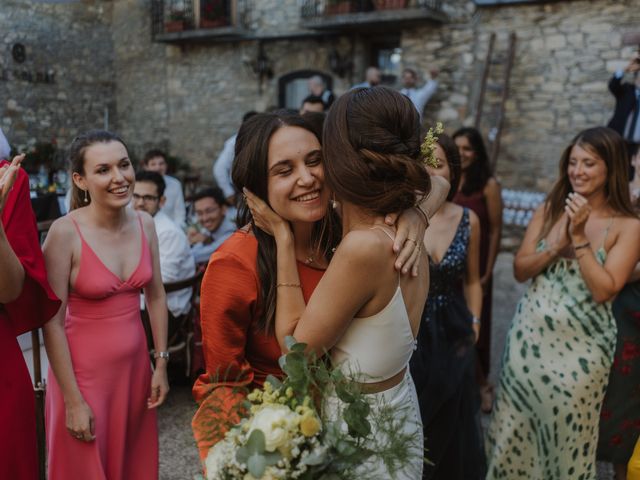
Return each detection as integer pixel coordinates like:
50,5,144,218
486,127,640,480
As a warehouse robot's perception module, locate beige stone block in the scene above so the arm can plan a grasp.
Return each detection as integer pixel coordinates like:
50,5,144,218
545,34,566,50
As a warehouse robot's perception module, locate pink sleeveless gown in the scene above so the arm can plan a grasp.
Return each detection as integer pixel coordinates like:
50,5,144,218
45,215,158,479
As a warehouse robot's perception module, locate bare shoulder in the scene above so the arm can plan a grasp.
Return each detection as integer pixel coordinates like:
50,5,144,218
336,228,394,267
47,215,77,243
616,215,640,237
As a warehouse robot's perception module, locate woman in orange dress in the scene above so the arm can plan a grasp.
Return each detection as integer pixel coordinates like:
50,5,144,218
0,151,60,480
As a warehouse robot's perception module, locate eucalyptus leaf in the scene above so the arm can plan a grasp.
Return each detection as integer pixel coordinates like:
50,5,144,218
344,402,371,437
246,429,266,453
264,375,282,390
284,335,298,350
247,452,267,477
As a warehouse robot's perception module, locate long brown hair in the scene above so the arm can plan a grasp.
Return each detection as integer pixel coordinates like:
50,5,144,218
68,130,129,211
540,126,638,239
323,87,430,214
231,110,340,334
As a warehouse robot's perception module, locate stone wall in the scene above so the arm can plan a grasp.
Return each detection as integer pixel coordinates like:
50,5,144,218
0,0,115,153
405,0,640,191
4,0,640,190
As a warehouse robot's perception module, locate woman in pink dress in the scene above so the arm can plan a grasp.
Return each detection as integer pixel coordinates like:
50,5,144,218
43,130,169,479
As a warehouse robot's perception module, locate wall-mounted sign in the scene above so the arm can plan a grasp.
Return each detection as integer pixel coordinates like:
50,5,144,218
0,68,56,84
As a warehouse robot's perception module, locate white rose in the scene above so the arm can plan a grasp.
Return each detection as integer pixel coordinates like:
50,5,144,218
247,405,299,452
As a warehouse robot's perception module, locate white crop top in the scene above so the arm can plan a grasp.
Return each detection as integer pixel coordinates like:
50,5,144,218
330,285,417,383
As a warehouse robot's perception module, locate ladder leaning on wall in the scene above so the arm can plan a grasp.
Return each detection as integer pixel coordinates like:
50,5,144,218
474,31,517,173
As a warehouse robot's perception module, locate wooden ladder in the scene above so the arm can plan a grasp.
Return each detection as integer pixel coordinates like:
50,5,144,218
474,31,517,172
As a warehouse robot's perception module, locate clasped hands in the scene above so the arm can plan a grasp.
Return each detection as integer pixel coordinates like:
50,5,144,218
549,192,592,254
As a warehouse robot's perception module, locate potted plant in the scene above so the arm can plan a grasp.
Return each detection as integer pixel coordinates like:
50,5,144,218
165,10,186,32
200,0,230,28
373,0,407,10
325,0,353,15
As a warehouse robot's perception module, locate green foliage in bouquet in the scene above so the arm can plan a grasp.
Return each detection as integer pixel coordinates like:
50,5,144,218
202,337,423,479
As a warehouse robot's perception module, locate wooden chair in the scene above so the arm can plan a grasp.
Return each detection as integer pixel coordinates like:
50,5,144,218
141,271,204,378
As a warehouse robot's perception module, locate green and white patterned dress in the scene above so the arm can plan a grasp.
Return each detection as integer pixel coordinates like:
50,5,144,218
486,240,616,480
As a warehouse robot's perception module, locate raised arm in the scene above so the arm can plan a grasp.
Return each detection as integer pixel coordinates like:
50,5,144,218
0,156,25,302
43,219,96,443
140,213,169,408
464,210,483,342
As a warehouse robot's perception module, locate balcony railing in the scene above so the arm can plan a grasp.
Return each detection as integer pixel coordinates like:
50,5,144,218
151,0,250,42
300,0,446,30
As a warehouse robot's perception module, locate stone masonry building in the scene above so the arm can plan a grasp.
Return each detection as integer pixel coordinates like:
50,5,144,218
2,0,640,192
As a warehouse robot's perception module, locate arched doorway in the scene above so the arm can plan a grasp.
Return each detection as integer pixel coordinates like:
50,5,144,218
278,70,333,110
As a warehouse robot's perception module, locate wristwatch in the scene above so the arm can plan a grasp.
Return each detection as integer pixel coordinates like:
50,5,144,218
154,351,170,360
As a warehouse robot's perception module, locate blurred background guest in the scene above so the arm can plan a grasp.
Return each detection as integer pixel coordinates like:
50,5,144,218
400,67,439,121
300,94,325,114
188,187,236,265
351,66,381,89
308,74,334,109
133,170,195,319
212,111,258,207
452,126,503,413
142,149,186,226
0,146,60,480
607,54,640,157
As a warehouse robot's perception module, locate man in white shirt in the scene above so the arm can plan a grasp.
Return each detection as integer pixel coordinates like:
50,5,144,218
212,111,258,207
188,187,236,265
351,66,381,89
400,68,439,121
142,149,186,226
133,171,195,318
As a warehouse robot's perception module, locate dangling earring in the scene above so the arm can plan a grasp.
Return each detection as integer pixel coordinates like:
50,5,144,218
84,190,89,203
331,195,338,209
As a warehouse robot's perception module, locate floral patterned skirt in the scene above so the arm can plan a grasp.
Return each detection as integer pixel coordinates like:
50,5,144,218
598,281,640,464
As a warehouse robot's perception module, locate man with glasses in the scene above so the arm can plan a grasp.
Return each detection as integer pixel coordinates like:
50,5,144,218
188,187,236,265
133,171,195,318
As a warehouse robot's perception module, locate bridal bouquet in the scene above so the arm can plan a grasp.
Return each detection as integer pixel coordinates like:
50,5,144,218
202,337,418,480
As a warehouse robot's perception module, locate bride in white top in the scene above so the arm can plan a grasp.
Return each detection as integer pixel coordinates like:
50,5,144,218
244,86,432,478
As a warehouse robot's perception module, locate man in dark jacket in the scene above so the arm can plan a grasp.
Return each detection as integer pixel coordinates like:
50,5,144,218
608,55,640,155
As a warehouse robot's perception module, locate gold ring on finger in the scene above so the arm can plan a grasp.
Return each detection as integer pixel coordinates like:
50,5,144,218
406,238,417,245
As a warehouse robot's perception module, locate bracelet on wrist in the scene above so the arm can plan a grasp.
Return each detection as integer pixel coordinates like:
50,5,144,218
277,282,301,288
154,351,170,360
471,316,481,325
414,206,430,228
573,241,591,251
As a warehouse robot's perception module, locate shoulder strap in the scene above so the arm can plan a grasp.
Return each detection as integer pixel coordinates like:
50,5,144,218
369,225,395,241
601,216,614,249
68,214,84,239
